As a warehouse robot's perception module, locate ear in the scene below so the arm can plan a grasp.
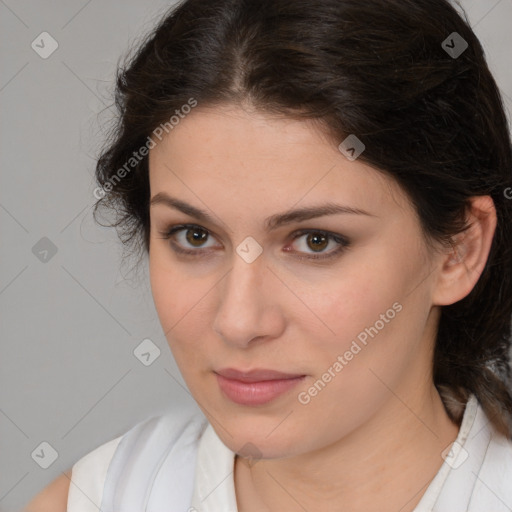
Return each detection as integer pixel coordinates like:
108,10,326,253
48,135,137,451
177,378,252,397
432,195,497,306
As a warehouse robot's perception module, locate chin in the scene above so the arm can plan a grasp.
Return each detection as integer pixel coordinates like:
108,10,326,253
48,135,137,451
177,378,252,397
210,411,304,459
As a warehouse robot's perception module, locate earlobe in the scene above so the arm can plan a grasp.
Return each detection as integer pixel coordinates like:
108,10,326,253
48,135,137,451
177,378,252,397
432,195,497,306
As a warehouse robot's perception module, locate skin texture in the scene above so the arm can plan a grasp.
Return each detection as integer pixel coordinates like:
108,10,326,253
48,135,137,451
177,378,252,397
148,103,496,512
23,470,71,512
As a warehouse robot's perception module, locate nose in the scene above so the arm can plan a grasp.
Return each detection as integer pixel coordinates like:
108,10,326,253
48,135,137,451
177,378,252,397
212,251,286,349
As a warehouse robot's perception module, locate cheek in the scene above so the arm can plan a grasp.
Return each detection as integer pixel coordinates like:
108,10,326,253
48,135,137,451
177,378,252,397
292,290,412,437
297,241,427,374
149,258,177,329
149,252,203,349
293,260,399,343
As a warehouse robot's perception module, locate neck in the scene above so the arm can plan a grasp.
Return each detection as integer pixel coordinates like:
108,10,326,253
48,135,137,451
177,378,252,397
235,384,461,512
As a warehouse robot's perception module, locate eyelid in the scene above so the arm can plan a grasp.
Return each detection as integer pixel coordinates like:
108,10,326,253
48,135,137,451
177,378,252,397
288,228,349,261
158,223,221,255
157,223,350,260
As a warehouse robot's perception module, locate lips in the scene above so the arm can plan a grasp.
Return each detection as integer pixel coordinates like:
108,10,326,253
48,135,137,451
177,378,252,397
215,368,305,382
214,367,306,406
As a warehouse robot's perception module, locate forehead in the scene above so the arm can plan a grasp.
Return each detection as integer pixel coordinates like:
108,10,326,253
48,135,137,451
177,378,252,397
148,105,409,220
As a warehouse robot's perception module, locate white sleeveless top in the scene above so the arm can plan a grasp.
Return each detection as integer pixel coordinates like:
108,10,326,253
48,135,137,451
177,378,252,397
67,395,512,511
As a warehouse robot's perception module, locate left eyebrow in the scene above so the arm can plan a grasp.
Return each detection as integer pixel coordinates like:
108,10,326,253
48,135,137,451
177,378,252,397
149,192,375,231
264,203,376,230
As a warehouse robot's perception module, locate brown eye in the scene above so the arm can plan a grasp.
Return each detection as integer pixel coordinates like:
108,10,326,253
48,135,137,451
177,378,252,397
305,232,329,252
185,227,209,247
288,229,350,261
158,224,218,255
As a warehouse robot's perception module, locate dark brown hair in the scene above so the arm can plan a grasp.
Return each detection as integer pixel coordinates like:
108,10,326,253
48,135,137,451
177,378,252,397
93,0,512,437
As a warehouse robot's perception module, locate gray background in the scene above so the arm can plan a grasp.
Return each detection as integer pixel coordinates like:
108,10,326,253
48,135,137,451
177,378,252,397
1,1,511,510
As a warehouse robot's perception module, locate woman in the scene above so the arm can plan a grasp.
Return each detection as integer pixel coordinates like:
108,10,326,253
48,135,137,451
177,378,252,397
26,0,512,510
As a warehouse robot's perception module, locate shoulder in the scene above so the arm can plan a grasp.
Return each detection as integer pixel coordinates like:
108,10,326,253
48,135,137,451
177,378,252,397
23,470,72,512
448,396,512,510
24,433,124,512
66,434,124,511
471,428,512,509
24,403,207,512
70,402,207,511
98,402,208,510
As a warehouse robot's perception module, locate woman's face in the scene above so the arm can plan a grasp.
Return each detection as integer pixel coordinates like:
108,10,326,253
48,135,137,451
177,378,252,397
148,104,444,459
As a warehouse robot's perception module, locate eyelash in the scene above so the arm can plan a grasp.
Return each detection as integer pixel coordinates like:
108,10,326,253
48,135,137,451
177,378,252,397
157,224,350,261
